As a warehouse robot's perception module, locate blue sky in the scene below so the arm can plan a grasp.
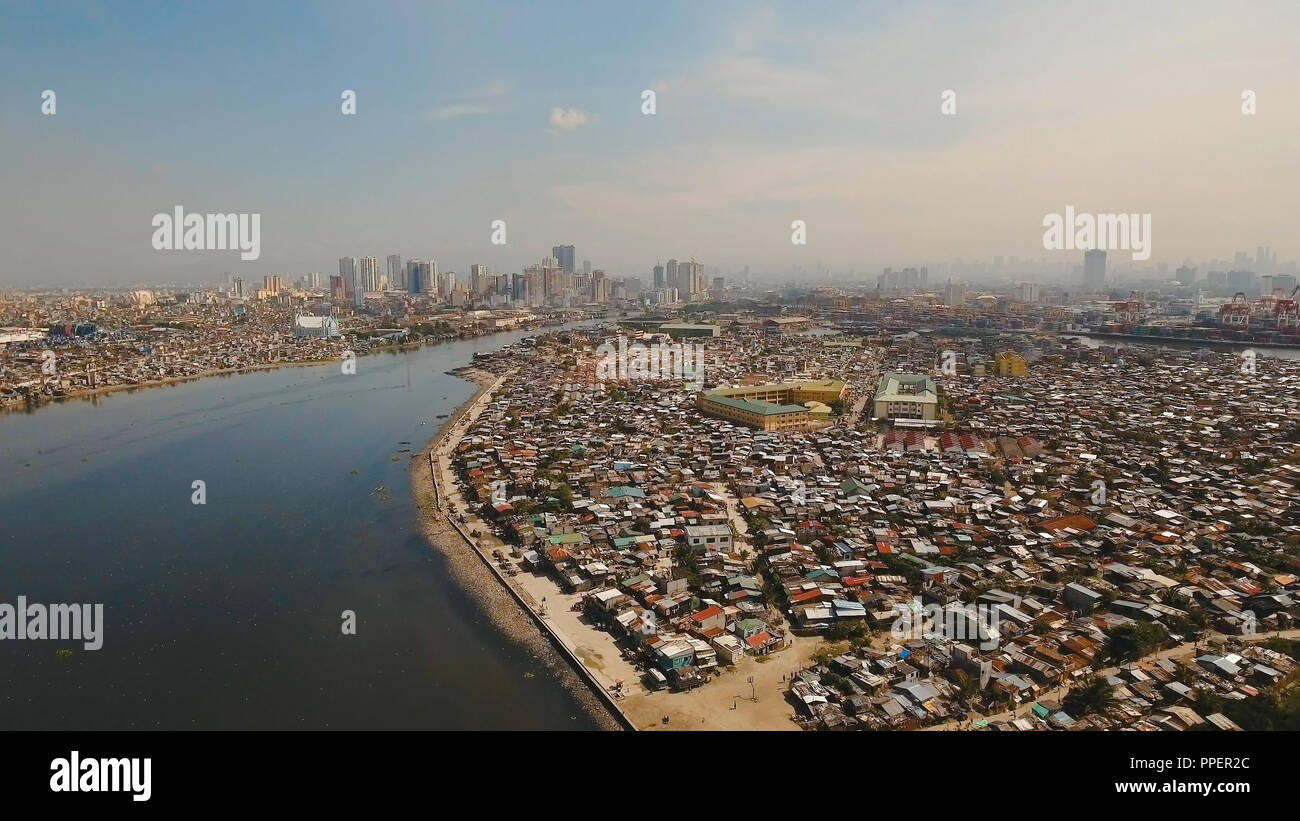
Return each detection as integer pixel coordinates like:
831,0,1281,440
2,0,1298,285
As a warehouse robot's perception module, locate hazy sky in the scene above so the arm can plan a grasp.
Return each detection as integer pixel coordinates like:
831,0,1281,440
2,0,1297,286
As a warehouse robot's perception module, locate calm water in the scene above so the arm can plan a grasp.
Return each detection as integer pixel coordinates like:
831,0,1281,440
0,328,600,729
1062,334,1300,360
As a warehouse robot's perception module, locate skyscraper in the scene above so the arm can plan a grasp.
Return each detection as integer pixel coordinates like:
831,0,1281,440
406,260,433,294
552,244,575,274
653,264,665,289
1083,250,1107,291
677,259,702,298
339,257,357,298
470,264,491,296
582,259,592,276
359,256,378,292
387,255,403,290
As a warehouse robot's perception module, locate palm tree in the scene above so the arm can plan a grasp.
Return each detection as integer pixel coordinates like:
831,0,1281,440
1063,675,1116,717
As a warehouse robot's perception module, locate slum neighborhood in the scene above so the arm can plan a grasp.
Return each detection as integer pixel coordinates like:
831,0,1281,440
0,289,580,406
450,318,1300,729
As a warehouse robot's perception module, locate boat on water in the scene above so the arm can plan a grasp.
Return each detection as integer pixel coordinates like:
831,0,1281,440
435,413,448,418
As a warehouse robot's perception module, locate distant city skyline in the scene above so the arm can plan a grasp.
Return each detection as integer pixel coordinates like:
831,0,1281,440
3,1,1298,286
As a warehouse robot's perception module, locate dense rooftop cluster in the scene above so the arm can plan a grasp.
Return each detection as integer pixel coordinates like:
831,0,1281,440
455,322,1300,729
0,291,584,406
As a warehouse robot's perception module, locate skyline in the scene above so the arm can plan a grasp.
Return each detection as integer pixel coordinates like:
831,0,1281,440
3,0,1299,286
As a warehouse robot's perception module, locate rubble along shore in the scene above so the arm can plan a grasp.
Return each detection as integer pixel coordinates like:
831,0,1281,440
408,366,625,731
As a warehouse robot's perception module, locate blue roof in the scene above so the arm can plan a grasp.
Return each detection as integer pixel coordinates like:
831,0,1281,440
606,486,646,498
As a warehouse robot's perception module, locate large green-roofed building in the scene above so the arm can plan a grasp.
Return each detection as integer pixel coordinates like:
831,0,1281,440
872,372,938,421
696,379,846,431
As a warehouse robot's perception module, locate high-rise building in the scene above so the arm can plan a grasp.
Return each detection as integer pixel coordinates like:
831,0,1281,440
470,264,492,297
679,259,702,297
1227,269,1256,292
943,280,965,306
665,259,680,293
1176,265,1198,285
582,259,592,276
590,269,608,303
339,257,357,297
263,275,283,295
387,255,402,290
653,264,665,289
1083,250,1107,291
406,260,433,294
329,275,346,303
232,277,244,298
552,245,576,273
1256,246,1273,273
359,256,378,292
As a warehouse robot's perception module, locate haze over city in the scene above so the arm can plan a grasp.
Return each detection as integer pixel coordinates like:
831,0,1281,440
3,0,1299,287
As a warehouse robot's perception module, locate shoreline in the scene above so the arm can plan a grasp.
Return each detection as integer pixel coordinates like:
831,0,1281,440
413,362,822,731
1058,330,1300,350
409,366,628,731
1,322,571,416
2,356,351,414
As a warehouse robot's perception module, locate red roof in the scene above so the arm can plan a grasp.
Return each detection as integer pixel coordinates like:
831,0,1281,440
691,605,724,623
746,631,773,649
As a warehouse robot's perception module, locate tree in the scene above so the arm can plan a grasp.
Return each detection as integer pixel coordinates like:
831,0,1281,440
1063,675,1116,718
1108,622,1169,663
810,642,848,667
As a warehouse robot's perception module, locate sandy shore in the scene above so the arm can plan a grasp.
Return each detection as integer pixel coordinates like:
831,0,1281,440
409,367,625,730
416,366,824,731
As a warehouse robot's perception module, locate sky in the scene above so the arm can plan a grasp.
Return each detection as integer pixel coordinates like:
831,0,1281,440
1,0,1298,287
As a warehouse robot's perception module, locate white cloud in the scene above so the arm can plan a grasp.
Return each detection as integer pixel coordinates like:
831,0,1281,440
548,106,594,132
424,80,509,120
424,103,494,121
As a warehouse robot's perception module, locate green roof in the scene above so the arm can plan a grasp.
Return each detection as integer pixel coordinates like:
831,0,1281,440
704,395,808,416
547,532,586,545
874,372,938,403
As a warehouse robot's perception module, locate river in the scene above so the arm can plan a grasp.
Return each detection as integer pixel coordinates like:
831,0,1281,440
1061,333,1300,360
0,326,601,729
